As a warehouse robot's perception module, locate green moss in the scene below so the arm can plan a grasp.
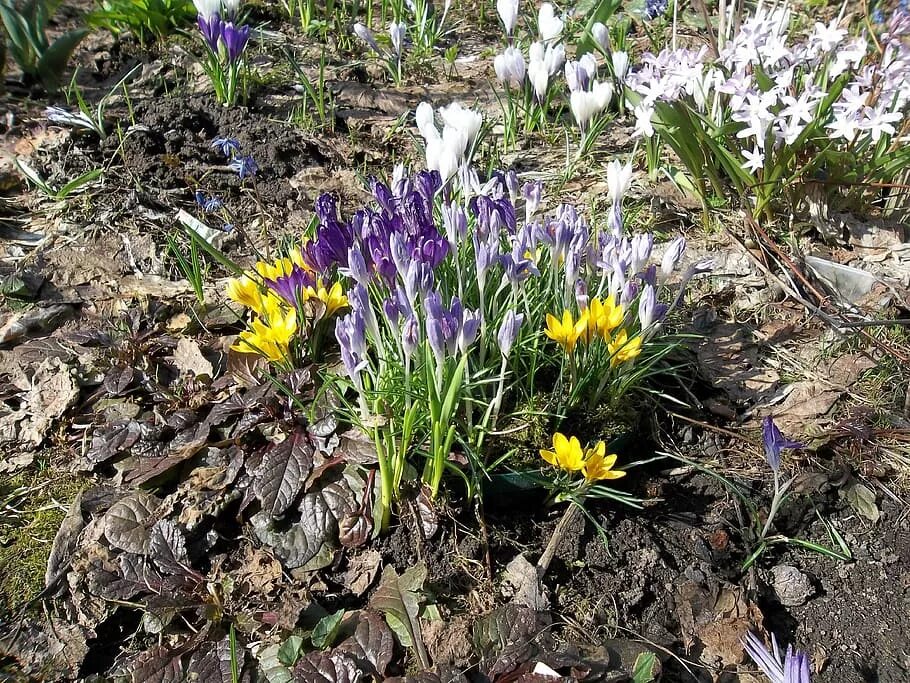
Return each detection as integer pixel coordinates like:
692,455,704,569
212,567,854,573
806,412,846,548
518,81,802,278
0,468,86,617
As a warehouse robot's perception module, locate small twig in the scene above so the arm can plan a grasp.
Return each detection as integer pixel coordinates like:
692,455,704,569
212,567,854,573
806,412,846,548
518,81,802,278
536,503,582,578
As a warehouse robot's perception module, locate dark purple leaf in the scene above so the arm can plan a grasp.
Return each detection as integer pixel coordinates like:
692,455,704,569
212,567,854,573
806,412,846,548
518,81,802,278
128,645,184,683
149,519,194,578
336,610,395,677
338,511,372,549
254,431,315,519
166,409,198,430
337,429,378,465
102,491,159,554
104,366,137,396
292,651,362,683
86,420,141,464
250,491,334,569
186,637,236,683
472,605,541,676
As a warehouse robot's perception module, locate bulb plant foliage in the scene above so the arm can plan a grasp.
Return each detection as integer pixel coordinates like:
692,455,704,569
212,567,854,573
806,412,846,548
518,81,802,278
625,4,910,219
223,105,699,533
194,0,251,106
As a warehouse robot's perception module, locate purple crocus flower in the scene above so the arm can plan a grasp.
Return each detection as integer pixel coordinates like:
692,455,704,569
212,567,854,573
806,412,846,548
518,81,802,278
505,170,519,203
265,266,316,306
743,631,811,683
335,311,368,388
638,284,656,329
220,22,251,64
211,136,241,157
198,13,222,53
575,279,589,311
229,154,258,179
382,297,400,326
497,310,524,357
762,417,803,473
305,194,355,271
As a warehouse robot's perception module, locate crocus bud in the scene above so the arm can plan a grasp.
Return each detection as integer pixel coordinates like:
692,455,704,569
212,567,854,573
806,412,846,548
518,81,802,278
762,416,802,473
638,284,656,329
458,308,481,354
383,297,400,326
591,21,609,52
575,279,589,311
497,0,519,36
522,180,543,222
346,246,370,285
660,236,686,277
497,310,524,357
390,21,406,56
505,170,520,204
194,0,220,19
402,315,419,359
630,233,653,273
606,159,633,204
611,50,630,81
353,23,380,54
621,280,638,307
494,46,526,87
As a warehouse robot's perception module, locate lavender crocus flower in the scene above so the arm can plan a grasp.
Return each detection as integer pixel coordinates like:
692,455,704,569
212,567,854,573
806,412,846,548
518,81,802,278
402,315,420,359
575,279,589,311
743,631,811,683
346,246,371,286
229,154,258,179
390,21,406,56
336,312,368,386
457,308,481,354
630,233,653,273
522,180,543,222
761,417,802,473
442,203,467,250
220,22,251,63
353,23,381,53
497,310,524,357
382,297,401,326
660,236,686,277
638,284,656,329
266,265,315,306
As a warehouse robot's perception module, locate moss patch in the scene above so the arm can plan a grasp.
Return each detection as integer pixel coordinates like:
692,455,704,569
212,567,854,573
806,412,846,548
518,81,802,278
0,465,86,617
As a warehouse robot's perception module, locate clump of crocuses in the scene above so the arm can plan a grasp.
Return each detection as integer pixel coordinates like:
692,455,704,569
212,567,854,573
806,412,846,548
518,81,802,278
194,0,251,105
225,108,700,531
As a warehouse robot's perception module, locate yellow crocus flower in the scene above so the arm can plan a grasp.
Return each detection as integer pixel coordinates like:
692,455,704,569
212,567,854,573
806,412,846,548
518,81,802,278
607,329,643,367
540,432,586,472
232,300,298,362
596,296,624,338
544,310,586,353
303,280,348,318
226,275,264,313
582,442,626,482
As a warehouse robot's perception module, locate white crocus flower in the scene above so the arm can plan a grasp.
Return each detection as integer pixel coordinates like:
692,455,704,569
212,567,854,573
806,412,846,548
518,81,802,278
497,0,519,36
611,51,629,81
221,0,241,17
390,21,406,56
494,46,526,86
606,159,633,204
439,102,483,149
537,3,563,43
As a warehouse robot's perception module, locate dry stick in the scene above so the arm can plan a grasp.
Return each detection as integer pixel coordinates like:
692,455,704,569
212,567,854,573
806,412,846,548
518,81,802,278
536,503,582,578
741,214,910,364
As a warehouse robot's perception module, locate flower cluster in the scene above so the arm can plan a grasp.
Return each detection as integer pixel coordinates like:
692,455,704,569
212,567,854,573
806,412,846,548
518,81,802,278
626,4,910,215
194,0,250,105
226,247,348,365
490,0,619,155
211,137,258,179
540,432,626,483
